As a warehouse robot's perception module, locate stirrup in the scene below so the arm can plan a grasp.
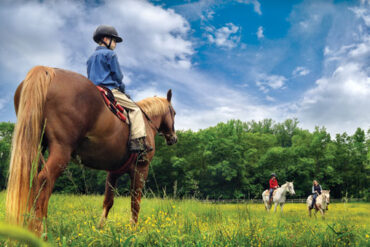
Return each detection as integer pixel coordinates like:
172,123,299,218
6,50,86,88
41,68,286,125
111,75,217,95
129,138,153,153
129,138,145,153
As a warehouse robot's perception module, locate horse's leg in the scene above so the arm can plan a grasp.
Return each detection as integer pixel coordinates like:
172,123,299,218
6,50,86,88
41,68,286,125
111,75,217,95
320,209,325,219
280,203,284,213
308,208,311,217
264,201,269,211
98,172,120,228
33,144,71,235
130,163,149,224
274,202,278,213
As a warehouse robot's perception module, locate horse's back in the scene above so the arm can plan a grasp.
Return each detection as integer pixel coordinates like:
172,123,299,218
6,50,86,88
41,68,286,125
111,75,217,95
44,69,105,139
262,190,269,200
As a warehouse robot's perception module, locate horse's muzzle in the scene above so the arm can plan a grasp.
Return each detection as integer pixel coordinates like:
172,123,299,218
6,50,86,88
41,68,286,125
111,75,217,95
166,135,177,145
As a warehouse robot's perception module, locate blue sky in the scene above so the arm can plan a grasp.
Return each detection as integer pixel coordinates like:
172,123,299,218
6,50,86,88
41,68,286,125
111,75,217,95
0,0,369,135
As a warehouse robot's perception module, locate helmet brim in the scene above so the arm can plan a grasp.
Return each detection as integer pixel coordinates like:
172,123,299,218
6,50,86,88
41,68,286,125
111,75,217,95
93,34,123,44
113,35,123,43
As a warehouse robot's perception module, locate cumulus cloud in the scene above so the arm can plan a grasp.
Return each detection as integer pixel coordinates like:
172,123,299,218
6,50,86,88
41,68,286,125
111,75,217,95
174,80,286,130
131,65,288,131
296,1,370,134
0,1,70,78
257,26,264,39
0,0,193,80
292,66,310,76
256,74,286,93
237,0,262,15
207,23,241,49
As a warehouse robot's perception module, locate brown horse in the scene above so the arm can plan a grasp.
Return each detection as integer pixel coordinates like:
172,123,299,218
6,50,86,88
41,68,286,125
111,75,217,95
6,66,177,236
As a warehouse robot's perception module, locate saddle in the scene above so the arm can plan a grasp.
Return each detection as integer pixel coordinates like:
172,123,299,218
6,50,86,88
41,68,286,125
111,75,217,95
265,189,277,202
308,195,320,210
97,86,129,124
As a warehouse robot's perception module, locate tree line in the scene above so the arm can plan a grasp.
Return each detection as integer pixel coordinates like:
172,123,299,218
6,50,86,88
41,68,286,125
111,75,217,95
0,119,369,200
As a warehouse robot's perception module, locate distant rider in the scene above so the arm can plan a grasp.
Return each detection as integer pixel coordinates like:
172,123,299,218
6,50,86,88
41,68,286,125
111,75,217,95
87,25,152,153
269,173,279,203
309,180,322,209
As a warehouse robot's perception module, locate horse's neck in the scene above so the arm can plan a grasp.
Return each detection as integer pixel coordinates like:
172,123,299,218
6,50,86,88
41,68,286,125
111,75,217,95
276,185,287,198
318,194,327,206
279,184,288,194
148,115,162,133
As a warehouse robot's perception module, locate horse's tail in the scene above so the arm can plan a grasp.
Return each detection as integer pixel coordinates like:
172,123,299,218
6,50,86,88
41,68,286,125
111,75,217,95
6,66,55,225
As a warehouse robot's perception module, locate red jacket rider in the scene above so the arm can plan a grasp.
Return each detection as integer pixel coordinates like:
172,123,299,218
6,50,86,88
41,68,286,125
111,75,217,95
269,177,278,189
269,173,278,201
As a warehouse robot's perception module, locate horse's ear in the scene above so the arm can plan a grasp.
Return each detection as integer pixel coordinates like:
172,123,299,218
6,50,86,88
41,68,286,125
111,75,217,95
167,89,172,102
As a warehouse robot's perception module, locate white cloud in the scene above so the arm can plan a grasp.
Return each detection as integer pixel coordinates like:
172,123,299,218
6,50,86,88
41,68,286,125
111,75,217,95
257,26,264,39
266,96,275,102
0,0,193,81
256,74,286,93
350,6,370,26
237,0,262,15
128,65,288,131
207,23,241,49
296,2,370,134
292,66,310,76
0,1,69,79
94,0,193,70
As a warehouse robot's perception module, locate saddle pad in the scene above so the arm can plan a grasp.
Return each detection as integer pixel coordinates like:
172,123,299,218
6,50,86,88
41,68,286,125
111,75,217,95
97,86,129,124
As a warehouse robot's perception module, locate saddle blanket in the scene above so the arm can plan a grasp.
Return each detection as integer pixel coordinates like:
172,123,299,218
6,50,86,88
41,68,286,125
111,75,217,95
97,86,129,124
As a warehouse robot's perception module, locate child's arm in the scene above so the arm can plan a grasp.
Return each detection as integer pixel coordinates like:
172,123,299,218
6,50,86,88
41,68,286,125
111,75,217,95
110,54,123,83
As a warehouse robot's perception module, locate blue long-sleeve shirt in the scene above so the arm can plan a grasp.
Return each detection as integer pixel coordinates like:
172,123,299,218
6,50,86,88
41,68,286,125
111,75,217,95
87,46,123,90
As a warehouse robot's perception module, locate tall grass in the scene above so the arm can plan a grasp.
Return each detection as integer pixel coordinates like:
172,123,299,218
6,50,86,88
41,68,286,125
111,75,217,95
0,191,369,246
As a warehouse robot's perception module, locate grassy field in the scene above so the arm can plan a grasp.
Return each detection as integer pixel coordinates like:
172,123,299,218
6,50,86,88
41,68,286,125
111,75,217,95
0,192,369,246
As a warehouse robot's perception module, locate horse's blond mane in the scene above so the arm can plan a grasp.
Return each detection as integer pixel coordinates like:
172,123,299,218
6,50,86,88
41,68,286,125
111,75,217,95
281,182,292,188
137,96,169,117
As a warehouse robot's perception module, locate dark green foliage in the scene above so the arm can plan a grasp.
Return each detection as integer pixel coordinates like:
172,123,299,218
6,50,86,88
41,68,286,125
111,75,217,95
0,119,369,200
0,122,14,190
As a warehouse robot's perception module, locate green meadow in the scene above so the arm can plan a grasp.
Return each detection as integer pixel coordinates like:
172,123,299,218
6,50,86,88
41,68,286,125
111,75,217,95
0,192,369,246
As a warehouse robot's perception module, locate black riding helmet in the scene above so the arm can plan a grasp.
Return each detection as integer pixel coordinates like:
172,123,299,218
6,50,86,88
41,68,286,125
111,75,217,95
270,173,277,178
93,25,123,44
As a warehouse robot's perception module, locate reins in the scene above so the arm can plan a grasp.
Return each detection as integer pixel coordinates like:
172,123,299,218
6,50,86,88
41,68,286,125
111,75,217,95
136,102,174,135
136,104,160,133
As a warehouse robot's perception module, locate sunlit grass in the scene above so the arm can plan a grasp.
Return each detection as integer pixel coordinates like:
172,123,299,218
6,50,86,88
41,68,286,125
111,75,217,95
0,191,369,246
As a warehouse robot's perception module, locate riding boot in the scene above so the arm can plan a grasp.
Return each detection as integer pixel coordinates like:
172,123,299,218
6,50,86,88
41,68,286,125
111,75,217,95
144,138,153,152
310,200,315,209
129,138,146,153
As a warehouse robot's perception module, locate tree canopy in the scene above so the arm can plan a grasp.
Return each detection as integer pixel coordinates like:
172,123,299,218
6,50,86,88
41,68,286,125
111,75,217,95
0,119,369,200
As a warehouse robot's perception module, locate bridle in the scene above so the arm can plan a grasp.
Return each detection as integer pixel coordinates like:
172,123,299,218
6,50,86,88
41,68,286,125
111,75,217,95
139,105,175,136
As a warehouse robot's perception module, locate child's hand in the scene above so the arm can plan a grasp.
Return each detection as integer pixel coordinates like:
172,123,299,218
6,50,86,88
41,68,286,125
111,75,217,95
118,83,125,93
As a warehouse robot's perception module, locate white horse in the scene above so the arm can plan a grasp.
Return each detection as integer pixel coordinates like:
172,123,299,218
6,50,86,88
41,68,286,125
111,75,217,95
306,190,330,218
262,182,295,212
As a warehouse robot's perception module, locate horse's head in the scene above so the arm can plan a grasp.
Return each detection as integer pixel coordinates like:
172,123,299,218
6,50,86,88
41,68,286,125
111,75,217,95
322,190,330,206
159,90,177,145
137,89,177,145
286,182,295,195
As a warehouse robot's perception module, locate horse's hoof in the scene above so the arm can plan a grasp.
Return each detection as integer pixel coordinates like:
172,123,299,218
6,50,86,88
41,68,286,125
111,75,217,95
98,218,106,229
